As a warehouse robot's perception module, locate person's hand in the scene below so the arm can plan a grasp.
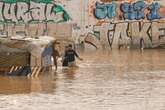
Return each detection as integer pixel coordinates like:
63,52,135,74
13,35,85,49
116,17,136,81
79,58,83,61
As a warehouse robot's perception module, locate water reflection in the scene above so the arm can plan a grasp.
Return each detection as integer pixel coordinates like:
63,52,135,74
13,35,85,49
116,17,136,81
0,75,56,95
62,67,78,80
30,75,56,94
0,49,165,110
0,76,31,94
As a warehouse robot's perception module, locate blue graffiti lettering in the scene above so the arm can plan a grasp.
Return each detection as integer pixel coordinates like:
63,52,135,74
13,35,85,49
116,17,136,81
94,2,107,19
121,1,145,20
133,1,145,20
147,2,161,20
94,2,116,19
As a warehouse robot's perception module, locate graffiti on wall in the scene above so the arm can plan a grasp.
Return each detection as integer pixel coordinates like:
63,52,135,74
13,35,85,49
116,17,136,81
82,0,165,49
94,2,116,19
0,0,70,24
85,21,165,49
94,1,163,20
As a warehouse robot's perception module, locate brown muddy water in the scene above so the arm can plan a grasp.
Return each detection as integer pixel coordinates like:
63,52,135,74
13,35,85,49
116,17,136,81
0,49,165,110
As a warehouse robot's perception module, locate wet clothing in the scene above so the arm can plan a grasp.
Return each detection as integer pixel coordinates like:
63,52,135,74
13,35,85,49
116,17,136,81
62,49,79,66
42,46,53,67
65,49,79,62
68,61,77,67
62,57,68,66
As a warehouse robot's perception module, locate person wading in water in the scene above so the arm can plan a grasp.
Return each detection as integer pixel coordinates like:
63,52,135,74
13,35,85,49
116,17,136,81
52,41,60,71
63,44,83,67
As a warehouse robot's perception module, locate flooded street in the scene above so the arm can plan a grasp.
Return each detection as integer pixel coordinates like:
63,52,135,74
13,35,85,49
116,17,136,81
0,49,165,110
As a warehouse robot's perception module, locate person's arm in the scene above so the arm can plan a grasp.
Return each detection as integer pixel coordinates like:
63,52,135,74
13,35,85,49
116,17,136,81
74,50,83,61
56,50,60,57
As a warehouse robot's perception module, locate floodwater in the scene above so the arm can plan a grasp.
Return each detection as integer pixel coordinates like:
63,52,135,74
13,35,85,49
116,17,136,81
0,49,165,110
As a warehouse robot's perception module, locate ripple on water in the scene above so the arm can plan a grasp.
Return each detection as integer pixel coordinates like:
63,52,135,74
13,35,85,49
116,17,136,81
0,50,165,110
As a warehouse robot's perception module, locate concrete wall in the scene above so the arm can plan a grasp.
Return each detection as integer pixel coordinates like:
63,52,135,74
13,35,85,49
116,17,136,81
67,0,165,49
0,0,165,49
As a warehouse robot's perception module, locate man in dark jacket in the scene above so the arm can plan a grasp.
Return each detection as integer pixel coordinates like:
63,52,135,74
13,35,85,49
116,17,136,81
63,44,83,67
